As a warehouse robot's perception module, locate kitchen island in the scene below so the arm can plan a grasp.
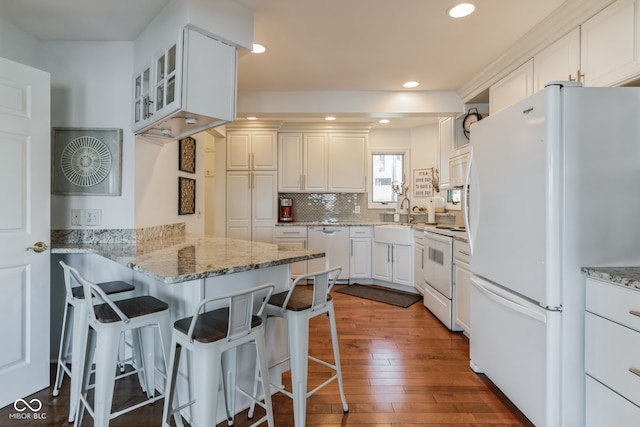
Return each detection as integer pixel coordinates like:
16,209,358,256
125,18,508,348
52,234,325,424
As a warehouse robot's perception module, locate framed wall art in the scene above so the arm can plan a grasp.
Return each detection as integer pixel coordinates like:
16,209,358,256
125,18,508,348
179,137,196,173
413,168,434,198
52,127,122,195
178,177,196,215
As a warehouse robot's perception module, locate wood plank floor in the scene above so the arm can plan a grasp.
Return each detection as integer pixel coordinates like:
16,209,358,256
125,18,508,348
0,284,533,426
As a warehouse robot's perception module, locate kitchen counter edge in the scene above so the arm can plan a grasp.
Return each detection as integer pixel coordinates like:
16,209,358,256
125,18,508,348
582,266,640,290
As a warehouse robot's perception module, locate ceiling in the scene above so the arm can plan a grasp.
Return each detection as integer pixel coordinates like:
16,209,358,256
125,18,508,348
0,0,567,128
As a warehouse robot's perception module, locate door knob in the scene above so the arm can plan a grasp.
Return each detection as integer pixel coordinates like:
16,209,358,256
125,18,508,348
27,242,48,253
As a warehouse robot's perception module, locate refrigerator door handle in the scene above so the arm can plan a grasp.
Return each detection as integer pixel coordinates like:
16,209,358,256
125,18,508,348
471,276,547,323
463,149,474,254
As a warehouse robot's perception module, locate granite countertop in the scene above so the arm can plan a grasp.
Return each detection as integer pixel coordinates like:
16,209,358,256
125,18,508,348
53,234,325,284
582,267,640,290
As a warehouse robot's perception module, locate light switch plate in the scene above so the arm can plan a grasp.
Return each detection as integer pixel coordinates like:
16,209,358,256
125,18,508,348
86,209,102,226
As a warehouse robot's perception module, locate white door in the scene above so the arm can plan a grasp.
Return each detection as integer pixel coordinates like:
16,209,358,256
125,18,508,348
0,57,51,408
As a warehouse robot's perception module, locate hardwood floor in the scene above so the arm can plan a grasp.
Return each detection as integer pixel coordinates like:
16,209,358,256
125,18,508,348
0,284,533,426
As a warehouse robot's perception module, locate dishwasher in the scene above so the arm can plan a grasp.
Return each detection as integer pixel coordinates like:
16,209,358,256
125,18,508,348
307,226,350,281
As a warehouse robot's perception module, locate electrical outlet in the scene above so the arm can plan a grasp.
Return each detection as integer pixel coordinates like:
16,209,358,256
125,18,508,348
71,209,82,226
354,205,360,214
86,209,102,226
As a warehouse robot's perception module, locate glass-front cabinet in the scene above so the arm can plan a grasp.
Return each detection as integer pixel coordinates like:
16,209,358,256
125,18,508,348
132,33,183,133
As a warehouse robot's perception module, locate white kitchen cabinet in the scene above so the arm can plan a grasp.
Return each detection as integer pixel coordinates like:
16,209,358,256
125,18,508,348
227,130,277,171
414,231,425,294
453,239,471,336
278,132,328,192
534,28,581,92
438,117,454,189
585,276,640,425
328,134,367,192
581,0,640,87
372,242,413,286
489,59,534,115
275,226,308,278
448,145,471,188
349,227,372,280
226,171,277,243
133,27,237,140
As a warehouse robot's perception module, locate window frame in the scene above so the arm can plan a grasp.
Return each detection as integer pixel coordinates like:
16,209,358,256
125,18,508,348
367,148,410,210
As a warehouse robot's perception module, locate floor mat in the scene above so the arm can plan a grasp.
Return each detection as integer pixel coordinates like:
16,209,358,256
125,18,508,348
334,284,422,308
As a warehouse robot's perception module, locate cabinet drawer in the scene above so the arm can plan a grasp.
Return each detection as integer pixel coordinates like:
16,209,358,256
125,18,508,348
349,226,372,238
586,278,640,332
585,311,640,406
586,375,640,427
453,239,471,264
274,226,308,238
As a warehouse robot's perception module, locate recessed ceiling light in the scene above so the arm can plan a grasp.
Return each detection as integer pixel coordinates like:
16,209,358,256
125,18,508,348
448,3,476,18
403,81,420,89
247,116,258,120
379,119,390,124
325,116,336,121
252,43,267,54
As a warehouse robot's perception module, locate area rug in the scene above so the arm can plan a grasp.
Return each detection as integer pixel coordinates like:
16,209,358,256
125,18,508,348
334,284,422,308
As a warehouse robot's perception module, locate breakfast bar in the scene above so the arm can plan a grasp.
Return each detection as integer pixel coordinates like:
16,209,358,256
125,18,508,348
52,234,325,424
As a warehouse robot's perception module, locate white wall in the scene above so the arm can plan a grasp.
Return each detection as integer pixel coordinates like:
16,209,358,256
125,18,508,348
0,15,40,68
40,42,136,229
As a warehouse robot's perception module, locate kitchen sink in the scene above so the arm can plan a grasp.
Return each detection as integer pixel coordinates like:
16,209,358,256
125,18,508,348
374,224,413,245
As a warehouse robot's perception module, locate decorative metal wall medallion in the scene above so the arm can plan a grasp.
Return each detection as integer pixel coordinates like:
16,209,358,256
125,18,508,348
179,137,196,173
178,177,196,215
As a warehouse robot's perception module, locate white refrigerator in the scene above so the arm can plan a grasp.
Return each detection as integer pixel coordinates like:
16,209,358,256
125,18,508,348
466,82,640,427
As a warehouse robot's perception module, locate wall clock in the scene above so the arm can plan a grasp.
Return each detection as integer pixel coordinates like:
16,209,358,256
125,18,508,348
462,108,483,140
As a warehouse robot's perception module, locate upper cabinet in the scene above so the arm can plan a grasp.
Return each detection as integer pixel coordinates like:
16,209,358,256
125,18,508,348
534,28,581,92
438,117,454,190
489,59,534,115
227,129,278,171
581,0,640,87
278,132,328,192
328,134,367,192
133,27,237,142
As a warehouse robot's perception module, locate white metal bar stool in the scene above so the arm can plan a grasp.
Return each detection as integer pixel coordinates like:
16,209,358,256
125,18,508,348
162,283,275,427
70,264,171,427
54,261,137,422
249,267,349,427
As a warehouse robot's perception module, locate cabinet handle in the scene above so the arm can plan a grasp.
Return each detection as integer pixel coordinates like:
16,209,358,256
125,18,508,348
629,367,640,378
630,310,640,318
577,70,584,83
459,250,471,256
421,248,424,269
568,74,575,82
387,244,391,263
351,240,353,256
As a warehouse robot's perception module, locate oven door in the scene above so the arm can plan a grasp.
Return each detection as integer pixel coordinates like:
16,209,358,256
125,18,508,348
423,231,453,298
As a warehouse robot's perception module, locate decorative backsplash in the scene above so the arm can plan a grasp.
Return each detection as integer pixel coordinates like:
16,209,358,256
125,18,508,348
279,193,383,223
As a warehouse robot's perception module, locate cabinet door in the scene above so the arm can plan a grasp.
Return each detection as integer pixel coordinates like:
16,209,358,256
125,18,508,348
392,244,413,286
227,132,251,170
489,59,534,115
226,171,251,240
252,171,277,243
454,261,471,335
251,131,277,170
438,117,453,189
328,134,366,192
372,242,392,281
534,28,581,92
278,133,303,192
350,238,371,279
132,63,153,131
153,42,180,120
304,133,328,192
581,0,640,87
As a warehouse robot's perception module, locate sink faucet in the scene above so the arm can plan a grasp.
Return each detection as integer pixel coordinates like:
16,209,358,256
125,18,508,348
398,197,413,223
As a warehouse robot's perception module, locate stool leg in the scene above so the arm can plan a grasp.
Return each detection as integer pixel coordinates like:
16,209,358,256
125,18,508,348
328,306,348,413
53,302,72,397
247,350,261,419
131,328,148,394
255,331,274,426
162,337,182,427
221,347,237,425
74,326,97,427
193,346,221,427
92,326,122,427
69,302,89,423
138,326,158,398
288,312,310,427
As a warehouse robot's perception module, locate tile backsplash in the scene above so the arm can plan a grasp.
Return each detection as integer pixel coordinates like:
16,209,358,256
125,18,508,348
279,193,385,223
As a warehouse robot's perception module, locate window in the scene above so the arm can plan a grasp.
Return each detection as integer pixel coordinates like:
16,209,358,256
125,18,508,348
368,149,409,209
